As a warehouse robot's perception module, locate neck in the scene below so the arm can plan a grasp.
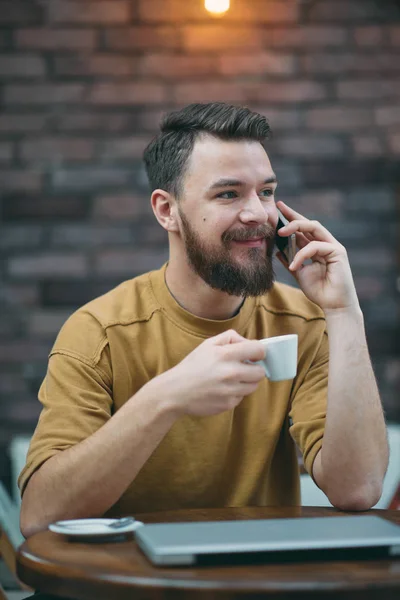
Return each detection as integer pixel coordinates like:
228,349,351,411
165,260,245,320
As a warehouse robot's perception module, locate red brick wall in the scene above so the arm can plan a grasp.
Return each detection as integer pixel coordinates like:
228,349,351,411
1,1,400,480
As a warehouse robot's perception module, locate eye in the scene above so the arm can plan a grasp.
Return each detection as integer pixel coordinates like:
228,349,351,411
260,188,274,198
217,190,238,199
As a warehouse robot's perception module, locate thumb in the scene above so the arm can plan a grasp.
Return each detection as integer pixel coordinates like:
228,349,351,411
212,329,245,346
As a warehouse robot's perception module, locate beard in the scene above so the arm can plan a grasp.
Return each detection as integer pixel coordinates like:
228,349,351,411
178,209,276,297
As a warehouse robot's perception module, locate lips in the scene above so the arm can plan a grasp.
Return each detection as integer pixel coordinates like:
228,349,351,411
233,237,265,247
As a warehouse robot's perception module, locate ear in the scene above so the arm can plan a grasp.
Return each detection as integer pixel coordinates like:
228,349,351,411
151,189,179,233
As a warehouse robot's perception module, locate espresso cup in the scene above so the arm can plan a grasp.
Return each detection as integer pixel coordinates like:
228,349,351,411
257,334,298,381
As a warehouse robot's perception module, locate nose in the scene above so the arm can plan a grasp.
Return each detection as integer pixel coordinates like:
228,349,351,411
239,194,271,225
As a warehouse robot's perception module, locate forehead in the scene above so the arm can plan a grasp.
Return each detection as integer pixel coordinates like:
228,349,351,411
184,135,274,188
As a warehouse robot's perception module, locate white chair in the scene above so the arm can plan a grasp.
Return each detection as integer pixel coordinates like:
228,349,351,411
0,481,29,599
8,439,31,508
1,438,35,599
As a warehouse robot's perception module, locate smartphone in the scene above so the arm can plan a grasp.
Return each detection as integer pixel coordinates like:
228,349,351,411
275,208,297,265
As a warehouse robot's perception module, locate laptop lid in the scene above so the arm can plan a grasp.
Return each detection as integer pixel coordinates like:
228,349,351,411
135,515,400,566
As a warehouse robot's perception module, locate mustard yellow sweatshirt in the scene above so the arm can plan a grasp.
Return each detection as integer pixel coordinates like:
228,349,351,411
19,264,328,515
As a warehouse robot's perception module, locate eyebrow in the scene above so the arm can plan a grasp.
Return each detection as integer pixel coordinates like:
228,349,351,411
208,176,277,190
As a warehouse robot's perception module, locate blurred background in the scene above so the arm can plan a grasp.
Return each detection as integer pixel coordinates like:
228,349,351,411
0,0,400,525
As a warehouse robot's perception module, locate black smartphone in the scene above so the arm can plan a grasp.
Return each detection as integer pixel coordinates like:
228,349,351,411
275,208,297,265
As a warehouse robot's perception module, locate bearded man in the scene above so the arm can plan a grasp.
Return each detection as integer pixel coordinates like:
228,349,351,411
19,102,388,538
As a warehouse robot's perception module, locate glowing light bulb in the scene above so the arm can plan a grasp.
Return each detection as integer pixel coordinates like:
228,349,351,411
205,0,230,16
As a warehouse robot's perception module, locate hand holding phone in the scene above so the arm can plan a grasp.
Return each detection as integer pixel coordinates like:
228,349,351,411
275,208,297,265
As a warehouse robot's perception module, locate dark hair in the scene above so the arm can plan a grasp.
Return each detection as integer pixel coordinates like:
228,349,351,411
143,102,271,198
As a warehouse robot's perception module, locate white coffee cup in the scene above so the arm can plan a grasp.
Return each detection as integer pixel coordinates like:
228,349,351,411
256,334,298,381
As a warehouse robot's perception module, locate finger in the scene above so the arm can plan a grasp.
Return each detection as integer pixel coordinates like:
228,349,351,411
289,241,337,271
212,329,245,346
295,231,311,250
225,340,265,362
236,364,266,383
279,219,336,244
276,200,306,221
237,382,263,396
274,232,308,263
277,202,336,243
283,230,310,251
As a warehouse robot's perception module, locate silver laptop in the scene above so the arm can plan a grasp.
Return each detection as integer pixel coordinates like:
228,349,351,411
135,515,400,566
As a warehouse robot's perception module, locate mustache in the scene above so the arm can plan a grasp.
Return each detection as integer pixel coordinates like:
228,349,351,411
222,224,276,243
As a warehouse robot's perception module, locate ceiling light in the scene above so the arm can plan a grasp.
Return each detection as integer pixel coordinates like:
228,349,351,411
205,0,230,17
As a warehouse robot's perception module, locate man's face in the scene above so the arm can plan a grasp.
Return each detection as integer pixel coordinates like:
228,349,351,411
176,135,279,297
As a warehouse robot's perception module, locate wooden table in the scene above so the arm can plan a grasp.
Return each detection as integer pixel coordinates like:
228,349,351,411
17,506,400,600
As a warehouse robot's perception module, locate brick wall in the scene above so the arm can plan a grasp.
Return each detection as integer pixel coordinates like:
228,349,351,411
1,0,400,486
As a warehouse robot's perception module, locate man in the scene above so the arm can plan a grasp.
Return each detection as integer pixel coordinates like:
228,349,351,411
19,102,388,539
